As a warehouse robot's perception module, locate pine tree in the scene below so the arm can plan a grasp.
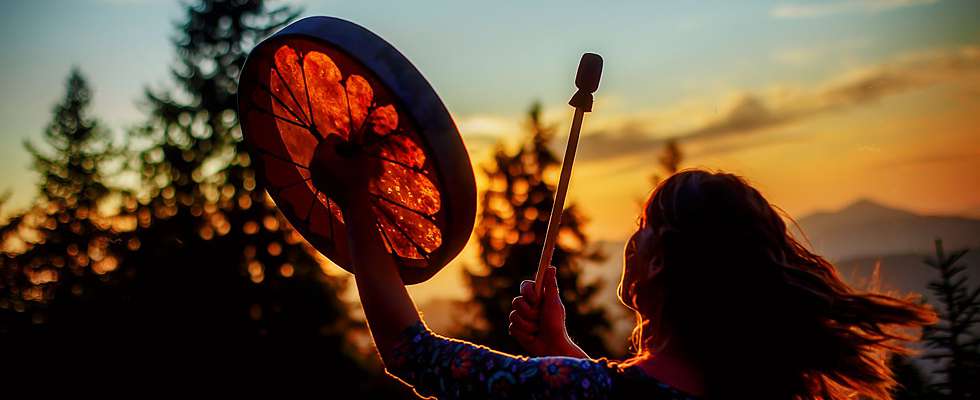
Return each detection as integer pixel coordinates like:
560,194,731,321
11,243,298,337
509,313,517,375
462,102,611,356
0,68,124,333
101,3,399,392
649,138,682,187
26,69,113,213
890,354,940,400
922,238,980,399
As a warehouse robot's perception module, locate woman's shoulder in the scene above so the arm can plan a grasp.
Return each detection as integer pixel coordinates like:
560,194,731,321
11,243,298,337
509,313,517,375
594,358,702,400
389,322,700,399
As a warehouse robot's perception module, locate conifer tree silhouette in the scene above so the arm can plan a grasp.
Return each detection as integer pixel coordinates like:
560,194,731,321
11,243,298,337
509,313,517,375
889,354,939,400
0,68,125,335
923,239,980,399
649,138,682,187
462,102,611,356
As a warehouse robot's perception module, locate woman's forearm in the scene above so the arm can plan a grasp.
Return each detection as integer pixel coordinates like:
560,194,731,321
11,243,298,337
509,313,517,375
344,192,421,359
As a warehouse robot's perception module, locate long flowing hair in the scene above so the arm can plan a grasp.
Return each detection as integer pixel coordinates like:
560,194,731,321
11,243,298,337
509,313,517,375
618,169,937,399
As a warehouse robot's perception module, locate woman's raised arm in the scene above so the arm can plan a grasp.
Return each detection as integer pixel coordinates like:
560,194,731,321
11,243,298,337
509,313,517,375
343,189,421,360
341,190,619,400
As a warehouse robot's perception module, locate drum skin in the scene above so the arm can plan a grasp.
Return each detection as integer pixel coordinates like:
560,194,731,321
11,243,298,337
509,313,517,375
238,16,476,284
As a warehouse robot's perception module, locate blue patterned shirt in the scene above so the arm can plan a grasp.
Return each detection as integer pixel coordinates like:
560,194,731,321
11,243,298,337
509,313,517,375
386,321,701,400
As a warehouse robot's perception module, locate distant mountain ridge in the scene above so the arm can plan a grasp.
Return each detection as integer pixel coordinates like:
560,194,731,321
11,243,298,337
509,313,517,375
427,200,980,354
584,199,980,354
796,198,980,261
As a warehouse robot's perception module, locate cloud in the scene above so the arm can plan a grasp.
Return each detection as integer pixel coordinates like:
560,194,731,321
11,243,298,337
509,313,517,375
455,114,524,155
771,0,939,19
575,121,665,161
456,114,522,137
772,48,824,66
772,38,873,66
680,95,796,141
460,132,505,152
575,45,980,162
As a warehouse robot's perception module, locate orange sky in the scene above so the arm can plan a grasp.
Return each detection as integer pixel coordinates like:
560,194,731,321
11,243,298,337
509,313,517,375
355,56,980,305
2,1,978,307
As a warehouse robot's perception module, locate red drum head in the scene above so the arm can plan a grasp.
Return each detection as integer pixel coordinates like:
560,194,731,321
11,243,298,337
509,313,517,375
238,17,476,284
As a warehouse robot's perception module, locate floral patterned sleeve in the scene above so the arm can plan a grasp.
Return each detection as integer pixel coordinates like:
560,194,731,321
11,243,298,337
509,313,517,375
384,321,614,400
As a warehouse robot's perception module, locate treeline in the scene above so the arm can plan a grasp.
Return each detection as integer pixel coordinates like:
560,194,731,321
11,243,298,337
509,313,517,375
1,0,976,397
0,0,405,394
0,0,615,392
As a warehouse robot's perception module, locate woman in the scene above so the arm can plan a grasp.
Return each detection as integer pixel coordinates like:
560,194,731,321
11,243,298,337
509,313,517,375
327,149,935,399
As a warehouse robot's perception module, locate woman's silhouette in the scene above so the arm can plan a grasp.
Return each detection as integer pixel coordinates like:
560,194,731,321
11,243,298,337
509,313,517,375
330,164,936,399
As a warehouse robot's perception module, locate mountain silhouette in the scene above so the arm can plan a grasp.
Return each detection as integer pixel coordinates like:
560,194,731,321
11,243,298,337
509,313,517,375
795,198,980,261
587,199,980,354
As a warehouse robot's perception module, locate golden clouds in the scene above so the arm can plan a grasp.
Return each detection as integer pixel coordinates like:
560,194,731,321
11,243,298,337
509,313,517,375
770,0,940,19
575,45,980,162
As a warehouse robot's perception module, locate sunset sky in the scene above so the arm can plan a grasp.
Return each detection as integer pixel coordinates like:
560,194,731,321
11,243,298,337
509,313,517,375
1,0,978,302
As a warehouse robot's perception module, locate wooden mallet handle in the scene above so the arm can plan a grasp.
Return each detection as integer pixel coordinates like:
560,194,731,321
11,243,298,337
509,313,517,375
534,53,602,298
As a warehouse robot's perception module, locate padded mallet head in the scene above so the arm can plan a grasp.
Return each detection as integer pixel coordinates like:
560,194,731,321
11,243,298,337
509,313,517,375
569,53,603,111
